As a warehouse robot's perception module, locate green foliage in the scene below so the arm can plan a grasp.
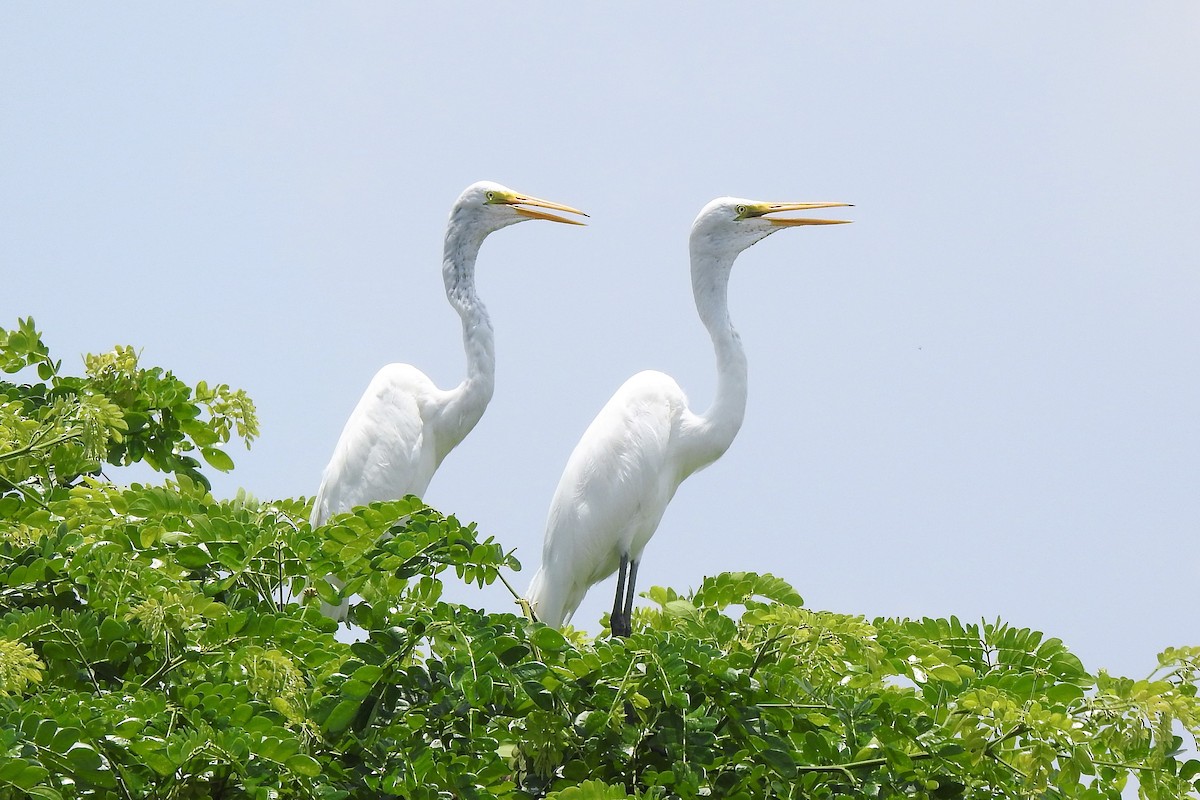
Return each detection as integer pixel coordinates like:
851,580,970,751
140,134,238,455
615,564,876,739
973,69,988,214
545,781,635,799
0,638,43,696
0,317,258,496
0,318,1197,799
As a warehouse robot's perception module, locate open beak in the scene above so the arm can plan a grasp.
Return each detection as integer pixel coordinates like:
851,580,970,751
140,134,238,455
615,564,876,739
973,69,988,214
506,193,589,225
752,201,853,227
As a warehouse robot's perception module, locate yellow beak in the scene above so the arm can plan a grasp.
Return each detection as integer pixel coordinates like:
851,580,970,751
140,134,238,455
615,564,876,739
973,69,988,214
505,193,589,225
753,201,853,227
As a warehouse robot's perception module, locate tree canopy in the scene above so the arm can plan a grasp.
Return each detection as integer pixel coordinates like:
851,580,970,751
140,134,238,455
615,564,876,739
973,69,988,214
1,318,1197,799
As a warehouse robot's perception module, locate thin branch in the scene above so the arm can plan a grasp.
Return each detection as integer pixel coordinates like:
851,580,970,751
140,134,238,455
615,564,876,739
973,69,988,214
984,723,1028,754
796,750,936,773
608,656,642,723
0,429,83,462
0,471,48,509
990,753,1030,781
50,621,103,693
496,569,522,602
711,633,784,737
748,633,784,680
792,723,1032,778
141,653,191,689
758,702,840,712
276,541,285,611
140,641,237,689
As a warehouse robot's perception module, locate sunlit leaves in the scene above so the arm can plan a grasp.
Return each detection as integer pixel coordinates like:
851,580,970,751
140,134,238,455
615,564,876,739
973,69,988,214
545,779,634,799
5,482,1199,799
0,317,55,376
692,570,805,610
0,318,1197,798
0,317,258,495
0,638,44,695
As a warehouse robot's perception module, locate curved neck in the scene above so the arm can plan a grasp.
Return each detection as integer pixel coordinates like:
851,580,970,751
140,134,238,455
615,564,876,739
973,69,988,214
686,245,748,470
439,214,496,447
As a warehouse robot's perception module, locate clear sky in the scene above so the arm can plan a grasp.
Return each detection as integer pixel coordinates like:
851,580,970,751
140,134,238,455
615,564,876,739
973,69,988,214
2,4,1197,679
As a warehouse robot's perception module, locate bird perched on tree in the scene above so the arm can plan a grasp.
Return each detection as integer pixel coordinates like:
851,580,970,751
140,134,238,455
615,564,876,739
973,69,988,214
525,196,850,636
311,181,586,619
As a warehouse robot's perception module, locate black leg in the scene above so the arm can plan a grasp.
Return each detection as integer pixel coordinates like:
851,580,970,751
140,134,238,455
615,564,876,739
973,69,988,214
621,559,639,636
611,553,629,637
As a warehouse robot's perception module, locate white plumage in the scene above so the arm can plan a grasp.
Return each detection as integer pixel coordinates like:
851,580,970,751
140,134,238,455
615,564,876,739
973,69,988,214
311,181,585,619
526,196,850,635
310,364,445,521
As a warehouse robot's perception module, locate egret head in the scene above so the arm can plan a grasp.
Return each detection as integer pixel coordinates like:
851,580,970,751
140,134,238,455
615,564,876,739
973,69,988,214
690,197,852,259
453,181,588,235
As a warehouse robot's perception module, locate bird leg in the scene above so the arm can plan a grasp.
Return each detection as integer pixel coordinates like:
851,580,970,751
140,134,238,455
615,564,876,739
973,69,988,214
621,559,639,636
611,553,629,637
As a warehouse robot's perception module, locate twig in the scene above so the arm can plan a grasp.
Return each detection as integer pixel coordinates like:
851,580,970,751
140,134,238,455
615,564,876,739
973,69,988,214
796,750,936,773
0,429,83,462
0,471,48,509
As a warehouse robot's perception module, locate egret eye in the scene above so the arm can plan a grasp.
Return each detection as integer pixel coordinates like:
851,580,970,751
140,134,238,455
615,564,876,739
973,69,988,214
736,205,747,216
486,191,496,202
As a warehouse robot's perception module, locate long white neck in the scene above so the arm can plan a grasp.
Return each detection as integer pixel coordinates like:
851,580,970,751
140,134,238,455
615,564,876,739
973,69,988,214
438,213,496,455
684,244,748,473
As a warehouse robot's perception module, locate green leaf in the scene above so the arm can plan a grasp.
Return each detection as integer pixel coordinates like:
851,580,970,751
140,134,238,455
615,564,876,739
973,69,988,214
286,753,322,777
523,680,555,710
129,741,176,777
760,747,797,777
200,446,235,471
469,673,494,706
323,699,360,735
1046,681,1086,705
65,742,103,772
175,544,211,568
0,759,50,791
531,625,569,652
138,525,160,548
546,780,633,799
498,642,531,665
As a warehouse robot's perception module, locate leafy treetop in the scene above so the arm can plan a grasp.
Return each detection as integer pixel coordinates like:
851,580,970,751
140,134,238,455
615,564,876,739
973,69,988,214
0,316,257,497
0,318,1196,800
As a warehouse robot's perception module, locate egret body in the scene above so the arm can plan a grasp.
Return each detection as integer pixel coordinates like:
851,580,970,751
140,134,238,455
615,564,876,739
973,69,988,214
312,181,586,619
525,197,850,636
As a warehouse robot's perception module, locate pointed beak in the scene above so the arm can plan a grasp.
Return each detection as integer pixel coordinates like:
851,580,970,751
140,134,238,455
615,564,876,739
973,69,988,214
753,201,853,227
505,193,589,226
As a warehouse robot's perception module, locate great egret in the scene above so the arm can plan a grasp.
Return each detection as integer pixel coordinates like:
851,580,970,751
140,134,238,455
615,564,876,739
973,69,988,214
311,181,586,619
525,196,850,636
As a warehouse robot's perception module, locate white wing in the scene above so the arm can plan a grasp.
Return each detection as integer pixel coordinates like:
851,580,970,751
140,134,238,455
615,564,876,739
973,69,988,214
529,370,698,627
310,363,450,526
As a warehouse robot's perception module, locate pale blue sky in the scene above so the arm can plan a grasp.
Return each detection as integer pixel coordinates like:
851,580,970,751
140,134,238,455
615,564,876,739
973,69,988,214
2,4,1197,679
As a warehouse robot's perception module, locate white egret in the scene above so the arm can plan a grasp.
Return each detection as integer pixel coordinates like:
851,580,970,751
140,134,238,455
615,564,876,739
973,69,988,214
311,181,586,619
525,196,850,636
